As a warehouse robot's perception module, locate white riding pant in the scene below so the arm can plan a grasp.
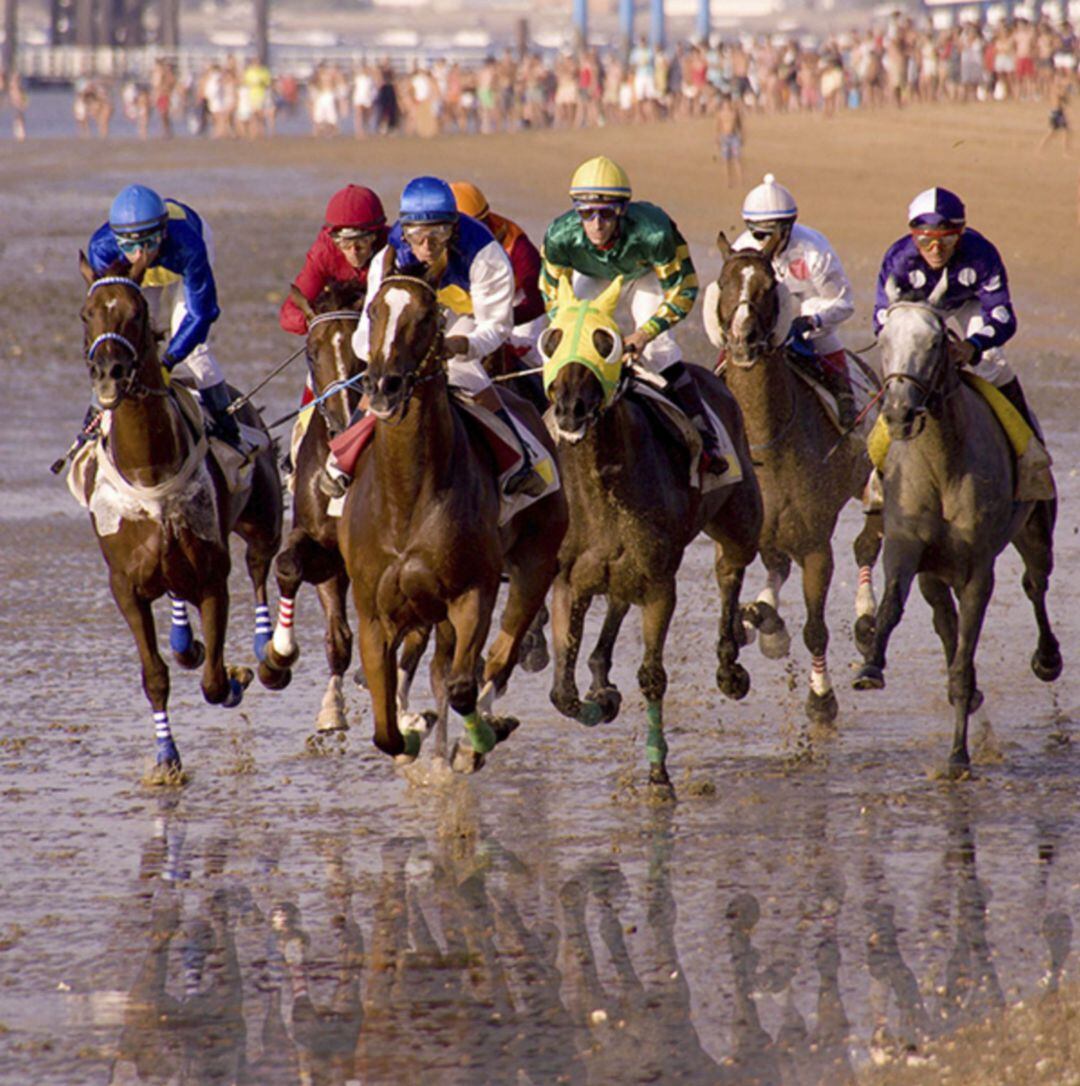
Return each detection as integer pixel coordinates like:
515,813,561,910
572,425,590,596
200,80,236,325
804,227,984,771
951,299,1014,387
508,314,547,367
444,313,496,396
144,222,225,391
569,270,682,373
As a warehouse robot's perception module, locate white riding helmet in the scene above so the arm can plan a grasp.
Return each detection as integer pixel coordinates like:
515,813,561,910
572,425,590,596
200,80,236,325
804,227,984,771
742,173,798,225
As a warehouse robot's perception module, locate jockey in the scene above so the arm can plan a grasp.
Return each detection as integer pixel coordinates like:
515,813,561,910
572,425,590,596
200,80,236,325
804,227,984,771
278,184,388,336
874,187,1039,434
734,173,858,428
86,183,246,450
320,175,547,499
449,180,546,362
540,155,727,473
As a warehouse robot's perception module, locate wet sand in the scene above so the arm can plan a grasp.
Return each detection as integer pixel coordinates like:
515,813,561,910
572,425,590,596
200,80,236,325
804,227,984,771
1,101,1079,1084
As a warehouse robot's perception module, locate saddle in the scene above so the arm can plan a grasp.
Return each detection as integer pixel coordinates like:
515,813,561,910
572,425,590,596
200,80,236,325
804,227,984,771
784,344,880,437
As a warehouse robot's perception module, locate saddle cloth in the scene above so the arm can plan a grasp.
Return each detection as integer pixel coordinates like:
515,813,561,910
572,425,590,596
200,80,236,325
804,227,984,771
324,393,560,527
866,372,1055,502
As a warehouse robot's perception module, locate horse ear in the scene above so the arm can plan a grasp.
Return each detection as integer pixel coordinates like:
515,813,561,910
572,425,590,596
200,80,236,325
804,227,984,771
593,275,622,316
716,230,733,261
884,274,901,305
760,232,783,261
79,251,95,287
289,284,316,322
927,267,949,309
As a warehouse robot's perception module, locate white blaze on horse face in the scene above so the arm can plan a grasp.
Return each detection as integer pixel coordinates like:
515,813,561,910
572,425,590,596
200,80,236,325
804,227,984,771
730,265,757,342
380,286,412,354
882,305,941,381
331,329,350,424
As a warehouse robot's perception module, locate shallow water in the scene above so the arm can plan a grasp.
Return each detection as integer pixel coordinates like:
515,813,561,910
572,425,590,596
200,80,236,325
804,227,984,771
1,116,1079,1085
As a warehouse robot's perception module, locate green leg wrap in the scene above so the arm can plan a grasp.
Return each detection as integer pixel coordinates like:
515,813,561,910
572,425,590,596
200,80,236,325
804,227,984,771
400,729,422,758
645,701,668,766
463,712,497,755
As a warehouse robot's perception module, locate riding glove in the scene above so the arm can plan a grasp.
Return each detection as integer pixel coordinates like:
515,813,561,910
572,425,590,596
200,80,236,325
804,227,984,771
787,314,819,341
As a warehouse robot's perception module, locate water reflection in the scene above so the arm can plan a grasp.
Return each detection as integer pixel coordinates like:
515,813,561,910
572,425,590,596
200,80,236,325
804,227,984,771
103,791,1075,1085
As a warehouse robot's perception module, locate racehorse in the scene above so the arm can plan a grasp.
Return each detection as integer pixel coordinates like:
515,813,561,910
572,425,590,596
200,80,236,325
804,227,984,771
708,232,883,725
258,282,365,734
338,268,569,772
852,280,1062,775
78,253,283,778
542,276,762,798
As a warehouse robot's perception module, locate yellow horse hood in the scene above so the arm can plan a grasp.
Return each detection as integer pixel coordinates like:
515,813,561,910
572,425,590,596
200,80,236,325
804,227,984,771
541,276,625,407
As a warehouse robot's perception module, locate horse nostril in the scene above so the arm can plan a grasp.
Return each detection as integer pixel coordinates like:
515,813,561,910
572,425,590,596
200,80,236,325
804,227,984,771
382,375,402,398
109,364,125,381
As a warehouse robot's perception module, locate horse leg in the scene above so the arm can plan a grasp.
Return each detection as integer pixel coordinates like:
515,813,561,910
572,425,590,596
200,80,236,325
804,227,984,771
197,579,248,708
245,537,275,665
638,583,677,800
313,571,354,733
801,547,838,725
259,528,312,687
429,621,455,763
946,573,996,776
918,573,983,714
110,573,178,772
483,557,554,700
854,541,921,691
714,544,751,702
1013,500,1063,683
853,510,883,657
447,586,500,774
518,603,550,674
168,594,205,669
744,547,791,658
582,599,630,723
396,625,434,747
356,613,409,760
549,571,599,726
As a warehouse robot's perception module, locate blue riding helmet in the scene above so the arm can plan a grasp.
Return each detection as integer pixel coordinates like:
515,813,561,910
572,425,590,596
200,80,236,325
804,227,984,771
399,176,459,224
907,187,966,229
109,184,168,238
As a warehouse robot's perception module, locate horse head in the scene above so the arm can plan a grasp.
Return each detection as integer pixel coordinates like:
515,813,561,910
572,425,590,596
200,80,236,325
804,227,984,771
292,280,365,437
363,266,442,422
706,230,794,368
540,275,624,443
878,273,955,440
79,251,159,409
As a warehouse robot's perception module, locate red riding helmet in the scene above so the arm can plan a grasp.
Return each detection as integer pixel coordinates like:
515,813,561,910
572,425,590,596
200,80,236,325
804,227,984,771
324,185,387,231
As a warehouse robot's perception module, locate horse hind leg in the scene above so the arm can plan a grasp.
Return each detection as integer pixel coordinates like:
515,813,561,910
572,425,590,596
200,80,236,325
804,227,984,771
518,603,550,674
584,599,630,724
169,594,205,670
197,580,251,709
313,572,354,733
853,510,883,657
918,573,982,714
638,585,677,800
258,530,311,689
1014,500,1063,683
743,548,791,659
801,547,838,725
446,585,501,775
396,625,436,749
944,574,996,777
713,543,751,701
549,572,598,726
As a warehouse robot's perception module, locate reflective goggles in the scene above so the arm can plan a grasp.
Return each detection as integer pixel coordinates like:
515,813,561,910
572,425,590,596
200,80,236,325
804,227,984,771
575,204,623,224
331,227,378,247
115,229,164,256
401,222,455,244
911,227,963,249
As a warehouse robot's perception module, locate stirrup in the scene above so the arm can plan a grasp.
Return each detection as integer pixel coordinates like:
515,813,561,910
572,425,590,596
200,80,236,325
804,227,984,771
318,464,350,499
503,461,547,498
700,447,730,476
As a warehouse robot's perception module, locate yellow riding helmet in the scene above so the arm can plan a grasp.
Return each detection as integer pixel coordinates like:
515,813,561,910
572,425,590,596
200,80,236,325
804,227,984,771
449,180,490,220
569,156,632,203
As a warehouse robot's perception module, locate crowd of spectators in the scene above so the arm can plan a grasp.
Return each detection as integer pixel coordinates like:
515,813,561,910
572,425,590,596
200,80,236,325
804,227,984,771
2,10,1078,141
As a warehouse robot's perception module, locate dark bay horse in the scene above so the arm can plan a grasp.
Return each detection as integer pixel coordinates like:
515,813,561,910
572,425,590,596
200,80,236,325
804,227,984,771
78,254,282,778
709,232,882,725
258,282,365,734
542,277,762,797
852,285,1061,775
338,271,569,772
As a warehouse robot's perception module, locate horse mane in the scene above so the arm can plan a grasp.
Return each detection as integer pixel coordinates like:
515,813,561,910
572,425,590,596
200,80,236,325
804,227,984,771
315,278,365,313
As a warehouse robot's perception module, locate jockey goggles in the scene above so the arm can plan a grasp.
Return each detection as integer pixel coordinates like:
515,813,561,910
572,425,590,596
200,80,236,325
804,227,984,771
402,221,455,243
115,228,164,256
575,203,624,223
331,226,378,247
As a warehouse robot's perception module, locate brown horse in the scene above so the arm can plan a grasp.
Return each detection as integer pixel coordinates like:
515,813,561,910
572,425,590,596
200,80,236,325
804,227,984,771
709,232,882,725
338,271,569,771
257,282,366,734
852,289,1061,775
78,254,283,777
542,278,762,797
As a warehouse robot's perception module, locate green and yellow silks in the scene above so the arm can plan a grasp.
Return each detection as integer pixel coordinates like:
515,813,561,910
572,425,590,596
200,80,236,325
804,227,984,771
541,275,626,408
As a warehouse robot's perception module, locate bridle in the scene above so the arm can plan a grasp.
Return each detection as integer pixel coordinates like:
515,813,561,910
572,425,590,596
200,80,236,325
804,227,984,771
716,256,780,370
85,276,169,402
303,308,364,437
880,301,955,423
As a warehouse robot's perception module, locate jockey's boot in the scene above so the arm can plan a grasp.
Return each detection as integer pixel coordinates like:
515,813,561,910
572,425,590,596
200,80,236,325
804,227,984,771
318,455,350,499
662,361,729,475
819,354,857,430
201,382,253,455
493,406,548,498
998,377,1044,440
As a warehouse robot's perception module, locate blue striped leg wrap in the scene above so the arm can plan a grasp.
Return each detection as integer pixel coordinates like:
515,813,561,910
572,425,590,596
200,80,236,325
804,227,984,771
154,710,181,767
169,595,193,656
253,602,273,661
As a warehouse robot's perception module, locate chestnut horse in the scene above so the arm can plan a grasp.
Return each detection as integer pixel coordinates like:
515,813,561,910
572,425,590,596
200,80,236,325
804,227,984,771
78,254,282,777
339,272,569,772
543,277,763,797
853,288,1061,775
708,232,882,725
258,282,365,734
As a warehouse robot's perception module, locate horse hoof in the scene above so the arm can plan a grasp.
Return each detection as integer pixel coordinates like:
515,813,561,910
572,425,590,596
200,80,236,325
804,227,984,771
258,659,292,691
740,620,758,647
647,768,677,803
1032,649,1063,683
854,615,876,657
173,640,206,670
156,738,182,769
759,627,791,660
352,666,368,689
944,758,973,782
486,713,520,745
577,700,605,727
450,739,486,775
265,642,299,672
223,667,253,709
519,637,550,674
316,711,349,734
585,686,622,723
717,662,751,701
806,688,839,725
853,664,885,691
253,631,272,663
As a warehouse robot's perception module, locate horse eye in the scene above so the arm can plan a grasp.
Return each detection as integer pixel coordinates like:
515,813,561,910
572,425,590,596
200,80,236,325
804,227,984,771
592,329,615,360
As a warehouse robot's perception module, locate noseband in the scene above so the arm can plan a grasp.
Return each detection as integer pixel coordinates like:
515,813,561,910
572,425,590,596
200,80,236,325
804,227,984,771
304,308,364,437
85,276,167,401
718,261,778,369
